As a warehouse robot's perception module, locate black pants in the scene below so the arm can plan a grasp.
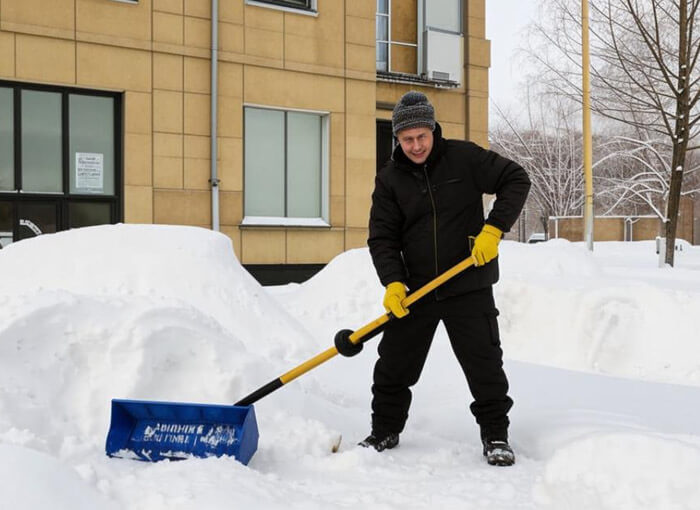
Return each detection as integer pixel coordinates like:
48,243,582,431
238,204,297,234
371,287,513,439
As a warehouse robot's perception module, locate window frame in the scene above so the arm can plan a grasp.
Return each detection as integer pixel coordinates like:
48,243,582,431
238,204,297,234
0,80,123,244
376,0,419,74
245,0,317,15
242,104,330,228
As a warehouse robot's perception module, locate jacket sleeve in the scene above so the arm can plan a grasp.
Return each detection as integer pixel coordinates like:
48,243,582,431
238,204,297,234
468,143,531,232
367,173,408,286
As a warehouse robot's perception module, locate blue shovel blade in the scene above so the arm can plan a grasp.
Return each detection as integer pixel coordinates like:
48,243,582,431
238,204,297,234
105,399,259,465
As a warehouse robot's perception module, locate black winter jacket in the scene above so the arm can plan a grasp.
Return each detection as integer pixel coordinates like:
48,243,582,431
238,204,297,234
368,123,530,299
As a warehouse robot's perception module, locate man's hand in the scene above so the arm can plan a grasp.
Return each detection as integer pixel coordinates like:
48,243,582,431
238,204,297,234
471,224,503,266
383,281,409,318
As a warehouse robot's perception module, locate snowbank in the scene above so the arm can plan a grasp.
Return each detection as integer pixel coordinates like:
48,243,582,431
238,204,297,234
0,444,118,510
1,225,700,509
535,433,700,510
0,225,314,460
275,238,700,386
498,239,700,384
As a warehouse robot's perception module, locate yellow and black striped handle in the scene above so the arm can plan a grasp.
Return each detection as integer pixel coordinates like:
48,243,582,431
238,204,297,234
234,255,476,406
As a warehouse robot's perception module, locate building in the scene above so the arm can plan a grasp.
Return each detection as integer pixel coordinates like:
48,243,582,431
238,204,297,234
0,0,490,282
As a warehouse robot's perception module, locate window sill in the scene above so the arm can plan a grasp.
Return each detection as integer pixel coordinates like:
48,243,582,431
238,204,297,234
241,216,330,228
245,1,318,17
376,71,460,89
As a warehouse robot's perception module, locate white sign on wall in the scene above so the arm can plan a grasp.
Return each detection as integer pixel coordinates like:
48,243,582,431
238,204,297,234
76,152,104,192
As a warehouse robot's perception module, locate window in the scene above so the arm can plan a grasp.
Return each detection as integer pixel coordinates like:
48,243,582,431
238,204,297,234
376,0,390,71
376,0,463,84
421,0,463,83
376,120,395,173
0,81,121,248
0,88,13,191
243,106,328,226
247,0,314,12
0,201,11,248
425,0,462,33
69,94,116,195
376,0,419,74
22,90,62,193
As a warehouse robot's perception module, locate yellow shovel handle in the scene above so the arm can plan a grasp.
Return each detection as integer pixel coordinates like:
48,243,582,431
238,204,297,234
279,255,476,384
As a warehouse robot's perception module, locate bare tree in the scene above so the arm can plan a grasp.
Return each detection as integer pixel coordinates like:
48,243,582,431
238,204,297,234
492,98,582,235
527,0,700,265
597,136,700,221
491,94,635,235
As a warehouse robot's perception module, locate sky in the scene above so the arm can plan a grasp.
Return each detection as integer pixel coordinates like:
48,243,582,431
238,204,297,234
485,0,540,122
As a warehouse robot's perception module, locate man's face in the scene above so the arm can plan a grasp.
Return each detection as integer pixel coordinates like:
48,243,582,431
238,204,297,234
397,126,434,165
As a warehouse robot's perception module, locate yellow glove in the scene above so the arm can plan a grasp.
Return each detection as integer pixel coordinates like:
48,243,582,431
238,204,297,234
383,281,409,318
471,224,503,266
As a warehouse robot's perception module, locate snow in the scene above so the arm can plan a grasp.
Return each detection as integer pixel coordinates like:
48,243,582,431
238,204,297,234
1,224,700,509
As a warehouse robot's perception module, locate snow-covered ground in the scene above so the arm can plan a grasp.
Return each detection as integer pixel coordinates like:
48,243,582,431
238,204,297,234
1,224,699,509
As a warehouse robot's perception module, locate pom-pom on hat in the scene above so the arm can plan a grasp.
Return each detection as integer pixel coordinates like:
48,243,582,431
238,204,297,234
392,91,436,137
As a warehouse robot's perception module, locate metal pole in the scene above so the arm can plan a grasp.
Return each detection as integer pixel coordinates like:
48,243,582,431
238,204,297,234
210,0,220,232
582,0,594,250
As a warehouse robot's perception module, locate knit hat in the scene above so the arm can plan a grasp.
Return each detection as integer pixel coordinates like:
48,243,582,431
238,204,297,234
392,91,436,137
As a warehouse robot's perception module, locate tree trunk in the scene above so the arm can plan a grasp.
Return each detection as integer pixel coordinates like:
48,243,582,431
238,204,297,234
664,0,692,266
541,214,549,238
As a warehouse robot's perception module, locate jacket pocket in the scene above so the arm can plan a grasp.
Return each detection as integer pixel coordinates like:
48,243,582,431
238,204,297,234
431,177,463,191
486,309,500,346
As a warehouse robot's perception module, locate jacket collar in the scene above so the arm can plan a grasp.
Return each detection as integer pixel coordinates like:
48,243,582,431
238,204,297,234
392,122,445,171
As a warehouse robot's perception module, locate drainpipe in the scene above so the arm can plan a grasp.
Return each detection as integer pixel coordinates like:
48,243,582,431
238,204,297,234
210,0,220,231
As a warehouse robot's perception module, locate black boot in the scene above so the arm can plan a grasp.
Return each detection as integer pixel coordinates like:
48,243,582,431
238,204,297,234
358,432,399,452
482,438,515,466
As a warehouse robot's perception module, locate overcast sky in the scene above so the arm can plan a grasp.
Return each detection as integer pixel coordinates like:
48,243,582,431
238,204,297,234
485,0,539,121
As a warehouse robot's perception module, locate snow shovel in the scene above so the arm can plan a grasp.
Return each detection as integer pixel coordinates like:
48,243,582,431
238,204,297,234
105,255,476,464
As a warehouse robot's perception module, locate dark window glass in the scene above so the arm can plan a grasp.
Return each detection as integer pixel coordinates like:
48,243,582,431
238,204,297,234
17,202,57,241
376,120,394,173
21,90,62,193
0,88,13,191
0,201,11,248
255,0,312,10
69,94,116,195
376,15,388,41
376,42,388,71
68,202,111,229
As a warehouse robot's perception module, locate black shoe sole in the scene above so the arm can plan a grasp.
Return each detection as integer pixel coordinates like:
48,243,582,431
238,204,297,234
358,436,399,452
486,454,515,466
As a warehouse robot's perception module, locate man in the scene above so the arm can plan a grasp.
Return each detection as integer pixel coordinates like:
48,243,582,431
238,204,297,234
360,91,530,466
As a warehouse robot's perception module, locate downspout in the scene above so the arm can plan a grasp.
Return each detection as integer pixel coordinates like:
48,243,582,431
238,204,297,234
210,0,220,231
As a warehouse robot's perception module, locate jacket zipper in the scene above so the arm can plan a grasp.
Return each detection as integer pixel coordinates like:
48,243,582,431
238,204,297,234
423,164,439,277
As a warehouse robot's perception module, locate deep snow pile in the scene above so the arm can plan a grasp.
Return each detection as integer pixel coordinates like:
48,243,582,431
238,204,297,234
1,224,700,510
281,238,700,385
500,239,700,384
0,226,312,448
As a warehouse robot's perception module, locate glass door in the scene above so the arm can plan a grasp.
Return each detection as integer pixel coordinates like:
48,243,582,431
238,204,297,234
376,120,394,173
0,201,12,248
17,201,58,241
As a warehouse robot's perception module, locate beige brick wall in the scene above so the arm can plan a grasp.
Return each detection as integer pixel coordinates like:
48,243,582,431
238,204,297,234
0,0,489,267
465,0,490,147
548,216,691,243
